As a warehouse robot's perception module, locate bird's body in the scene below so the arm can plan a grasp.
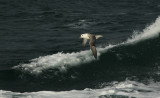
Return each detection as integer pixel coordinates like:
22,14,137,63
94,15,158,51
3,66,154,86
80,33,103,59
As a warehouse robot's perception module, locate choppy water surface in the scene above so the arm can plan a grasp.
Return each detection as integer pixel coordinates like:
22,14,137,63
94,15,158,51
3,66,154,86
0,0,160,98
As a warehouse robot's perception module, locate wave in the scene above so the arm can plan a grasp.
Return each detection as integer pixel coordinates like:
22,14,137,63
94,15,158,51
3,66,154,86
13,16,160,74
1,80,160,98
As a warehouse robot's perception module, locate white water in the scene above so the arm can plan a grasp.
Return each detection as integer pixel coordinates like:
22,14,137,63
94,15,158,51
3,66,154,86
13,16,160,74
1,80,160,98
126,16,160,43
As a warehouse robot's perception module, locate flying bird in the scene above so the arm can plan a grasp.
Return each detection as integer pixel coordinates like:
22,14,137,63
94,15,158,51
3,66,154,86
80,33,103,59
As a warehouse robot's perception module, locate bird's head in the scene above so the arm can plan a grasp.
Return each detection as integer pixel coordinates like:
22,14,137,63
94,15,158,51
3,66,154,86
80,33,90,39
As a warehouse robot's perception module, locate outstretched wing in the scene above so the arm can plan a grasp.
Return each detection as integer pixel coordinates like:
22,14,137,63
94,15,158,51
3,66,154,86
82,38,88,47
95,35,103,39
90,46,97,59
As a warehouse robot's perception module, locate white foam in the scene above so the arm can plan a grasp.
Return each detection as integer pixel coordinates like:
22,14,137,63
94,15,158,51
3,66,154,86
13,16,160,74
13,50,95,74
1,80,160,98
126,16,160,43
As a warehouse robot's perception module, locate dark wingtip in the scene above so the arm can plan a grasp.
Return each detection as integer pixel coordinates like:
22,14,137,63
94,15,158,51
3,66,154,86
93,54,97,60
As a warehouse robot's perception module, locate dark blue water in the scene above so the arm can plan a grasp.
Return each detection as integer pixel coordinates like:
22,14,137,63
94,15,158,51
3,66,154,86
0,0,160,97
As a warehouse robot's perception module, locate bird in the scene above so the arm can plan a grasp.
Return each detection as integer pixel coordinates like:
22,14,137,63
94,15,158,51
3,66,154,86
80,33,103,59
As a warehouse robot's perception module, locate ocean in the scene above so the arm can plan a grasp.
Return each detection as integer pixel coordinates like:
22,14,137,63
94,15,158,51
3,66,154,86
0,0,160,98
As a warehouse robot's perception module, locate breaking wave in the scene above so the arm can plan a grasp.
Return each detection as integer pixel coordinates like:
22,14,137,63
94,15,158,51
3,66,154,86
13,16,160,74
1,80,160,98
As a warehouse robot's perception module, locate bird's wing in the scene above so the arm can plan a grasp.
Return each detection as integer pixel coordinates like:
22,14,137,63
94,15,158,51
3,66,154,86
95,35,103,39
82,38,88,47
90,46,97,59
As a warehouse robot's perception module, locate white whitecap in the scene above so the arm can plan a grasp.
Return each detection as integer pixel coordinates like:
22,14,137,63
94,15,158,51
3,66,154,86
1,80,160,98
13,16,160,74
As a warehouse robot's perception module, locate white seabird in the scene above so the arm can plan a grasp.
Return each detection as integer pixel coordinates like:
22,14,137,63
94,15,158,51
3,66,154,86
80,33,103,59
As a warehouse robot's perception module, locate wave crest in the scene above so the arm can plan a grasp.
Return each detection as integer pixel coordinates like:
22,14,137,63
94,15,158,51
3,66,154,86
1,80,160,98
13,16,160,74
